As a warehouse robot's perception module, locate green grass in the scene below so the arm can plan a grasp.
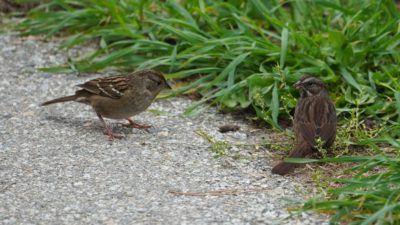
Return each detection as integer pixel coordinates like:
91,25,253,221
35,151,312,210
11,0,400,223
288,155,400,224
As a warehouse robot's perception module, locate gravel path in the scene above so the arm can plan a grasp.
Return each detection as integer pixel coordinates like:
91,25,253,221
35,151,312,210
0,33,328,225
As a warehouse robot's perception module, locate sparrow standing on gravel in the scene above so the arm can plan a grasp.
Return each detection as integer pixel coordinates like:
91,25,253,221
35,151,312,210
271,75,337,175
41,69,171,140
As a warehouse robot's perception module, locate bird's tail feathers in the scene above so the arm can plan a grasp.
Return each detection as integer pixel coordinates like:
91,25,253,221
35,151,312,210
271,142,313,175
40,95,77,106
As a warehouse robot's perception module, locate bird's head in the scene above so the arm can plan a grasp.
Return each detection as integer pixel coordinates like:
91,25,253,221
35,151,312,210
294,75,327,97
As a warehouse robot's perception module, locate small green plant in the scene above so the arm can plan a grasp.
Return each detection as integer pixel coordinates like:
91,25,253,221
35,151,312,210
315,137,327,158
266,129,294,155
310,169,330,195
196,129,267,159
196,129,230,158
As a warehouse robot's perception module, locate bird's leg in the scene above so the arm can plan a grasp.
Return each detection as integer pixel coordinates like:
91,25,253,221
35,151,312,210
122,118,151,129
96,113,122,140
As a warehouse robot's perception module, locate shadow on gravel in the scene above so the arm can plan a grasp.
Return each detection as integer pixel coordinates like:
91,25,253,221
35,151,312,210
42,115,155,137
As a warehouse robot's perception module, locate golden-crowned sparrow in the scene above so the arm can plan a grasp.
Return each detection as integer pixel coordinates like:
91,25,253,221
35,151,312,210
272,75,337,175
41,69,171,140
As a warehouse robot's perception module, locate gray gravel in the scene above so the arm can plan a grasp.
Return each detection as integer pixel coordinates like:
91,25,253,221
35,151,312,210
0,33,329,225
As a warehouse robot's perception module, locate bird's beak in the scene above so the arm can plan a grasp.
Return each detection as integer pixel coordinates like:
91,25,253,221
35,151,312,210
293,81,302,89
165,80,174,89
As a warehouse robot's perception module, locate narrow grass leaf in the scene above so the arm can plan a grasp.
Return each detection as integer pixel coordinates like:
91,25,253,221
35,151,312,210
169,44,178,73
211,53,250,85
360,203,400,225
394,91,400,122
314,0,352,14
149,20,207,43
166,0,198,29
340,67,362,92
280,27,289,68
271,81,280,127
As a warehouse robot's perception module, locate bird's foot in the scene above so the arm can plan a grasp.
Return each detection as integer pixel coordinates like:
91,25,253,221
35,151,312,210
122,118,152,129
96,113,123,141
103,129,123,141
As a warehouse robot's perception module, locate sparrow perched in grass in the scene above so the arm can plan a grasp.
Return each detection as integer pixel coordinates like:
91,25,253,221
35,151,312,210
272,75,337,175
41,69,171,140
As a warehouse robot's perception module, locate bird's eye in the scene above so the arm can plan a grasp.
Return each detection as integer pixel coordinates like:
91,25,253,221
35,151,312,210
150,78,162,85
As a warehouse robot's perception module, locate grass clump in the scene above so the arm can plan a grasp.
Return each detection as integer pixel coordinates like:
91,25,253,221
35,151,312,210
9,0,400,224
291,155,400,224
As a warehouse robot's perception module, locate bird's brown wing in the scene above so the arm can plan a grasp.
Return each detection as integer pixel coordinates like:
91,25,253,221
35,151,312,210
77,76,130,99
318,102,336,148
295,96,336,146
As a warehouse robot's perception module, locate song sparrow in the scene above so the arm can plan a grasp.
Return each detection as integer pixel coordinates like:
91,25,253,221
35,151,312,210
271,75,337,175
41,69,171,140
